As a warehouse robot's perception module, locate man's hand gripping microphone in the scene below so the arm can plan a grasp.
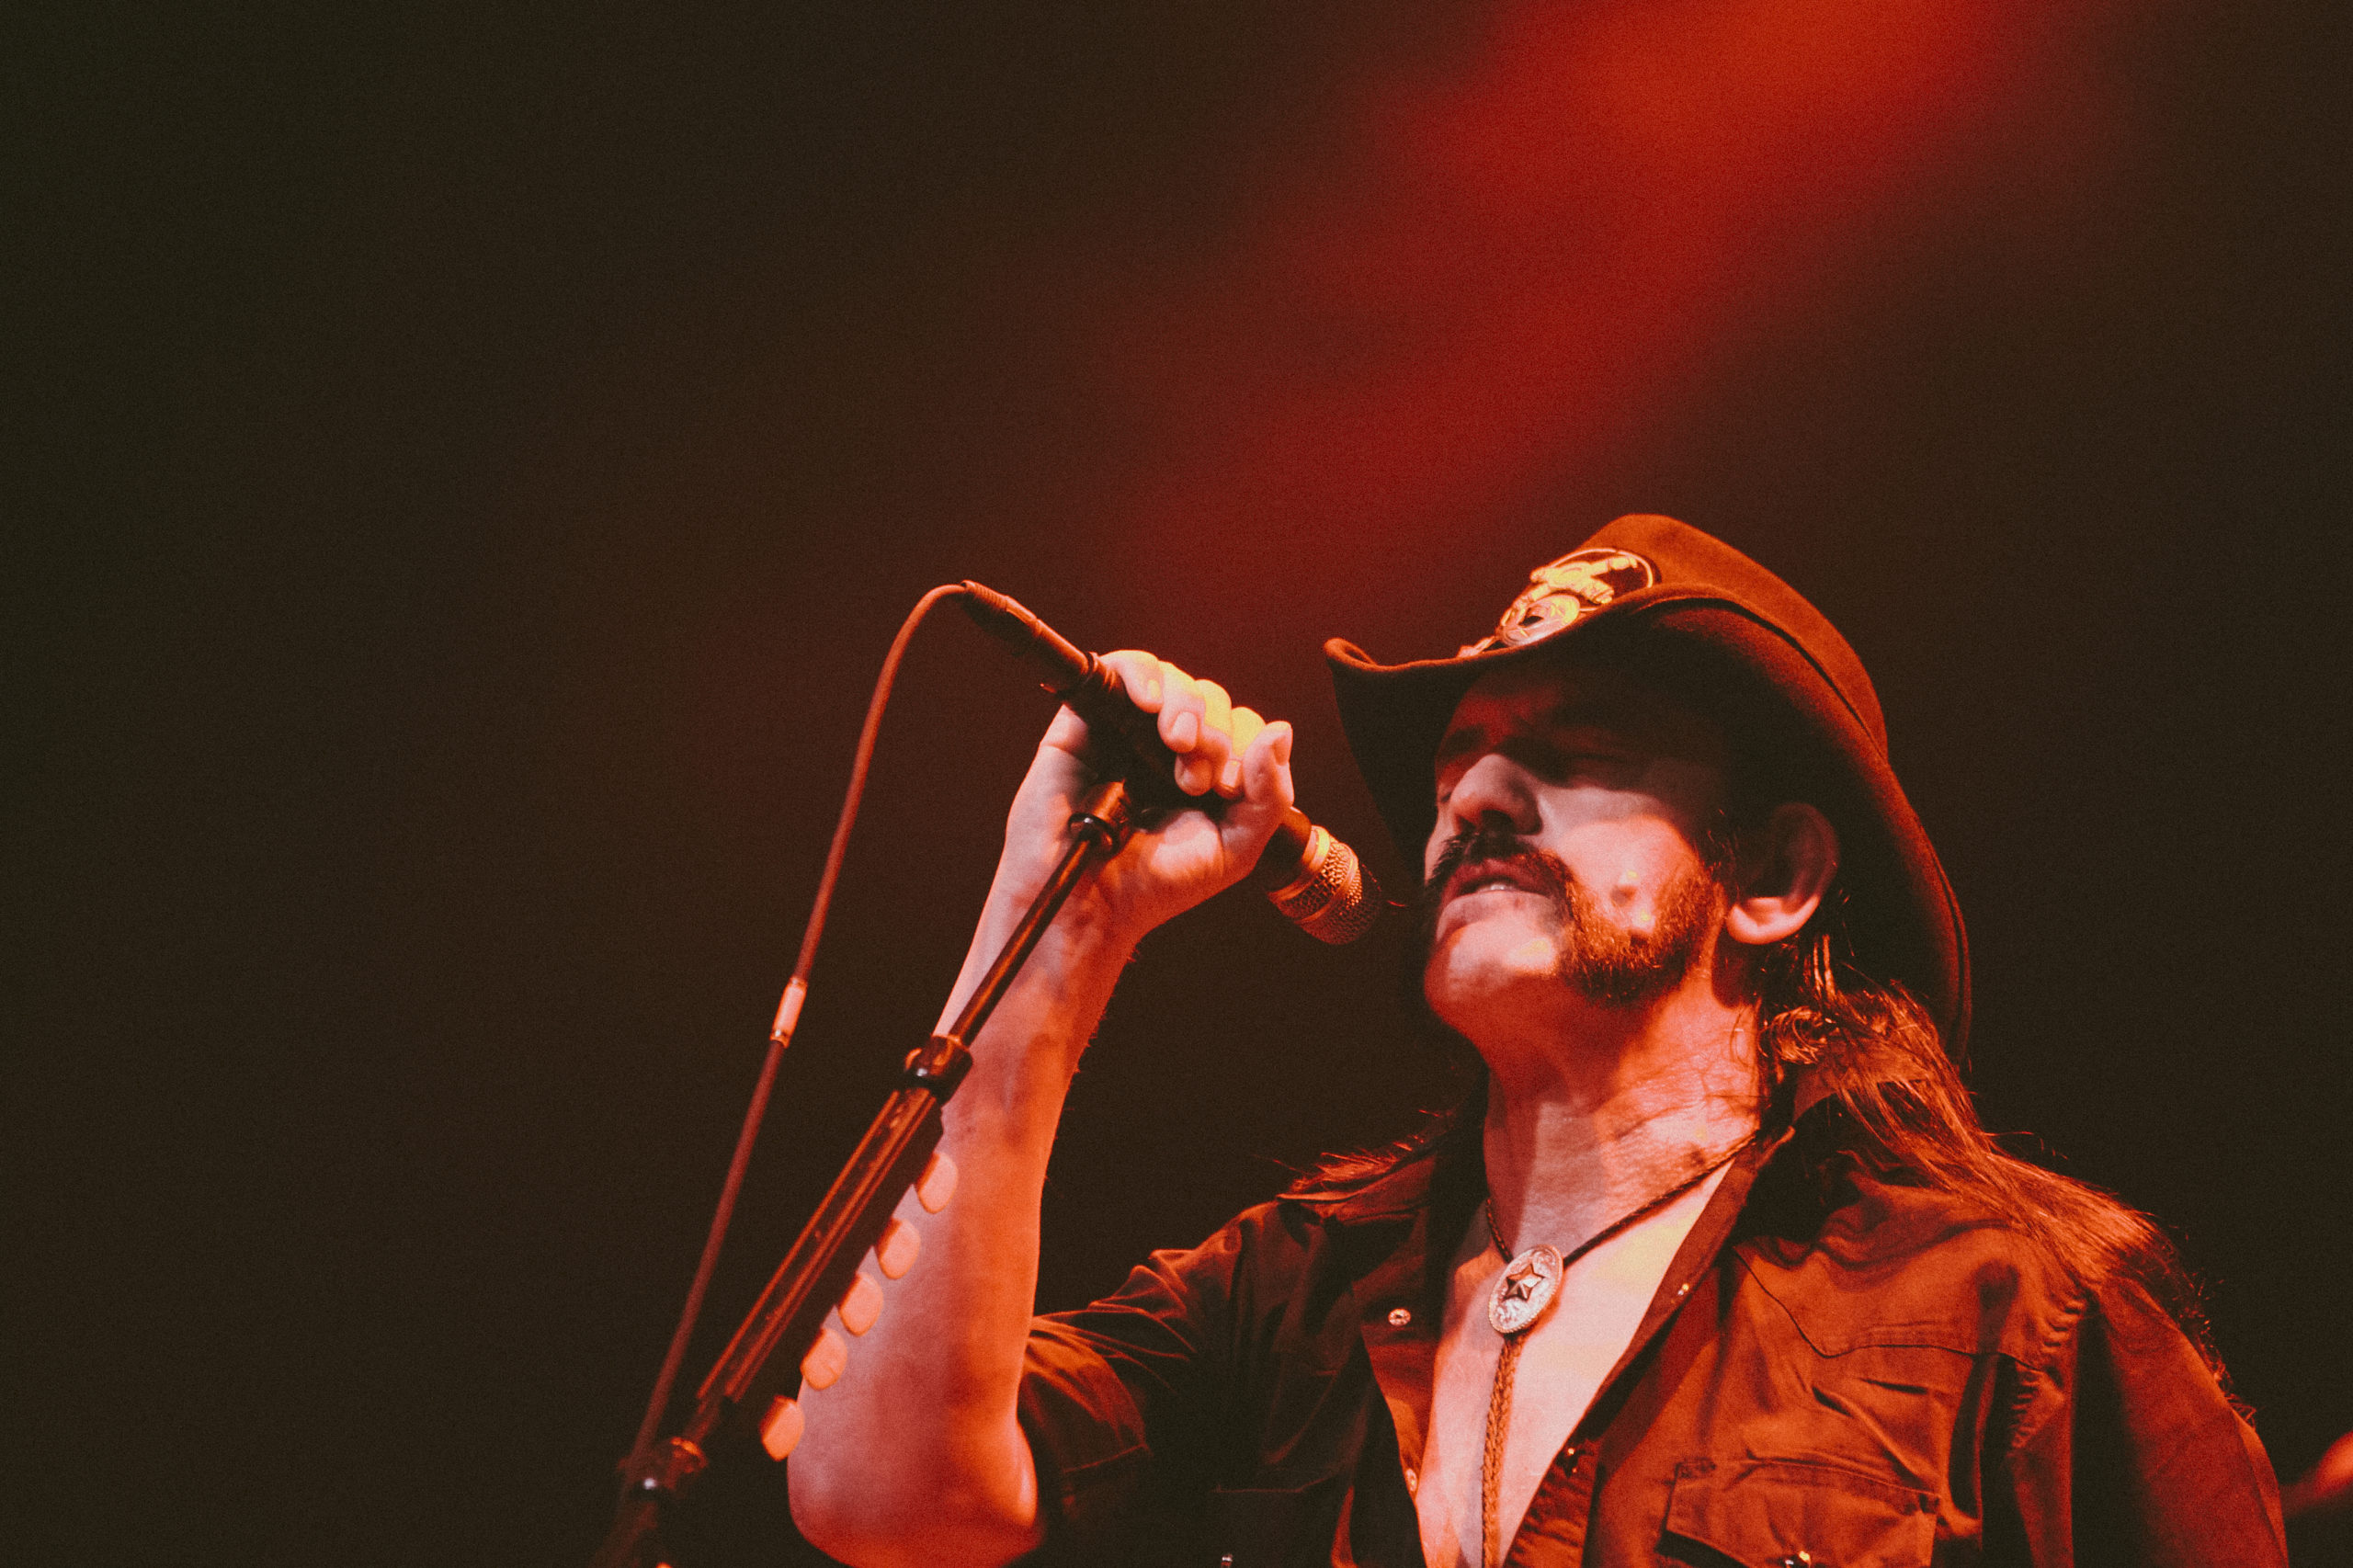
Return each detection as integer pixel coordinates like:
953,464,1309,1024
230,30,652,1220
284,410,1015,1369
957,582,1382,944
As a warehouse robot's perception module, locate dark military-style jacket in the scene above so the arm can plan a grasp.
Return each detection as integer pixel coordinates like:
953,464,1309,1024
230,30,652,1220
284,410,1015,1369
1016,1123,2284,1566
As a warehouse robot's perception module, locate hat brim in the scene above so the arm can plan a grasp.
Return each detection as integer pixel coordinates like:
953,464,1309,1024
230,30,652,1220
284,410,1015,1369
1326,595,1970,1053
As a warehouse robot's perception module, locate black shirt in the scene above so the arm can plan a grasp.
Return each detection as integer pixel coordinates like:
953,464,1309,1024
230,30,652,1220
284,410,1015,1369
1015,1126,2285,1566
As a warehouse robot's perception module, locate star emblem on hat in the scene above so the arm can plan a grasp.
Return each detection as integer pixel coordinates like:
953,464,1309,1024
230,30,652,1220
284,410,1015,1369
1460,547,1659,655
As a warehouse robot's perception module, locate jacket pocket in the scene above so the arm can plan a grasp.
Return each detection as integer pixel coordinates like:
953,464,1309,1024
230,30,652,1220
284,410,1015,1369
1663,1457,1938,1568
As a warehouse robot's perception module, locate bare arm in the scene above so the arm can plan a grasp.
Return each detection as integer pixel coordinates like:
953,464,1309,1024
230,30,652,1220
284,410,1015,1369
785,651,1295,1568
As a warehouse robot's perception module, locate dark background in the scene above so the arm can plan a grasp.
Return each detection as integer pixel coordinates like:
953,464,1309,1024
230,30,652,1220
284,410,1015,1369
12,1,2349,1562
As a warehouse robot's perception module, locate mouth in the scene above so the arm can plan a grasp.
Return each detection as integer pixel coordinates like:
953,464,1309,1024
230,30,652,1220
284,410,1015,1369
1442,858,1553,906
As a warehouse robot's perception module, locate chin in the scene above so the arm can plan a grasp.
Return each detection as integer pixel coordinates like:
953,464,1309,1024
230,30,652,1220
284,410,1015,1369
1435,904,1557,965
1424,919,1563,1017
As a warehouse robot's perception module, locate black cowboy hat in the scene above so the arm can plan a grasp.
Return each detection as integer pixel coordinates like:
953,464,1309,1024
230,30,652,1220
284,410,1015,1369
1324,514,1970,1052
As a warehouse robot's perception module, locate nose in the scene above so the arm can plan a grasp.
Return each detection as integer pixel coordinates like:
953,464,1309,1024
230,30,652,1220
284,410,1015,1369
1430,752,1541,864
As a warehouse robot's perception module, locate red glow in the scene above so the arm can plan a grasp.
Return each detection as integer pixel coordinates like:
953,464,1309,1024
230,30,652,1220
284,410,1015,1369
1081,0,2120,566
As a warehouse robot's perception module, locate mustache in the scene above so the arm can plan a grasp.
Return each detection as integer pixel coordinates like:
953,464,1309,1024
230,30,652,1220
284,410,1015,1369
1413,824,1724,1014
1419,824,1573,912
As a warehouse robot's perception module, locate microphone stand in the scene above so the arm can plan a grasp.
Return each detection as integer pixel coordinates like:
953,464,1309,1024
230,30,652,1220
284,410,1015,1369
589,777,1137,1568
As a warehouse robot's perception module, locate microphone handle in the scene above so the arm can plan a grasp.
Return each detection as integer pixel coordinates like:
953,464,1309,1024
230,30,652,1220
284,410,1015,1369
956,581,1321,894
1063,660,1324,892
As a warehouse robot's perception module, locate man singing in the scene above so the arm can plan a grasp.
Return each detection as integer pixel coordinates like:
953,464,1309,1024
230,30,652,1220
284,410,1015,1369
784,516,2286,1565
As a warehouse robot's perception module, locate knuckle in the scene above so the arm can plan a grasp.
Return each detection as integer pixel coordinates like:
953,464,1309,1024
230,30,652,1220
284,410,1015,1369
1103,650,1157,698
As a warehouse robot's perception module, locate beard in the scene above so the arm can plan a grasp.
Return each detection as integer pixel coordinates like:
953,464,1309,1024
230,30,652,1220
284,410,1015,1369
1415,824,1723,1010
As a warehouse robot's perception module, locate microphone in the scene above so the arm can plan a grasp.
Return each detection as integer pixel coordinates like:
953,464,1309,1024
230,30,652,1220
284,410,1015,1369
957,581,1382,944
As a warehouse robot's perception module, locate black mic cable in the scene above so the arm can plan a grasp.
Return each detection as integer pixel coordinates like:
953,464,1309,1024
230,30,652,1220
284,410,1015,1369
616,580,1382,1487
956,580,1383,945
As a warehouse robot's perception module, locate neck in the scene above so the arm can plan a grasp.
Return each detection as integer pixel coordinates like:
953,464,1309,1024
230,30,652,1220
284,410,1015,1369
1473,973,1765,1256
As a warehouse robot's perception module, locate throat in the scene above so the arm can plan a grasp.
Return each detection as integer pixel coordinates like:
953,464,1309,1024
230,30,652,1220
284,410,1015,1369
1479,1074,1760,1262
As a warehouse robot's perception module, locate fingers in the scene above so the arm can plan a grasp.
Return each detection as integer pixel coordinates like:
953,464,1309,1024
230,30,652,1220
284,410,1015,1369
838,1272,885,1335
760,1396,804,1460
1188,679,1233,795
1099,650,1165,712
1040,652,1162,767
1226,721,1297,838
1194,677,1234,758
784,1261,889,1401
1129,653,1220,796
801,1325,848,1390
776,1157,954,1456
1098,652,1267,801
1219,705,1266,798
915,1151,957,1212
875,1217,921,1278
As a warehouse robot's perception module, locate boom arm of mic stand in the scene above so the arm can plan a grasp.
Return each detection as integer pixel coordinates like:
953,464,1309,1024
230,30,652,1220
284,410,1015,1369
590,778,1137,1568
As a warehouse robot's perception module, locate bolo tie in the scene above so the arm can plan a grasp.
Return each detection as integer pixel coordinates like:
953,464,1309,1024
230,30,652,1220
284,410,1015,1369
1476,1142,1747,1568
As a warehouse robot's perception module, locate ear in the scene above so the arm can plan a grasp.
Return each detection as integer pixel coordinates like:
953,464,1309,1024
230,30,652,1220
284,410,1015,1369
1723,802,1839,948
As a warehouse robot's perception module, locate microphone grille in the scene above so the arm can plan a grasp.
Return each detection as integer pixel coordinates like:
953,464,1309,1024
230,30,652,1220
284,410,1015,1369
1266,825,1384,945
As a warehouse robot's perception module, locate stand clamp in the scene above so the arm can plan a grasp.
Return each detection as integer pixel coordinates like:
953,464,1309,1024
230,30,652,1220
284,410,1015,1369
589,779,1134,1568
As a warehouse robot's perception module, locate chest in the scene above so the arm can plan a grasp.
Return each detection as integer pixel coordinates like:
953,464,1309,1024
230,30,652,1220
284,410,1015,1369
1410,1202,1711,1567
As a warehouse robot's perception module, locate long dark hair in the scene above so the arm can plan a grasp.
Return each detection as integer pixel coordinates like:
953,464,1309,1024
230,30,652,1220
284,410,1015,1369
1285,895,2224,1381
1751,897,2222,1376
1289,628,2221,1375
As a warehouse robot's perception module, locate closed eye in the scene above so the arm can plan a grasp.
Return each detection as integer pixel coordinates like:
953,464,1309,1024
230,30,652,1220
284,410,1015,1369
1436,740,1638,797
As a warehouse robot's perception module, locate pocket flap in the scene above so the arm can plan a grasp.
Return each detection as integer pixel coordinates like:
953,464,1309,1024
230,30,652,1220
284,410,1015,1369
1665,1458,1937,1568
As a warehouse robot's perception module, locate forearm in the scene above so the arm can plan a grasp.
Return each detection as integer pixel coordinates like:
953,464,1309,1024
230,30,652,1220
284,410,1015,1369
787,658,1292,1565
787,898,1132,1568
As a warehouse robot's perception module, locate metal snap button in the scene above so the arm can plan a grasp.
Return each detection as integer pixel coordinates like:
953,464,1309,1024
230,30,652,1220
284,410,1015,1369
1387,1306,1413,1326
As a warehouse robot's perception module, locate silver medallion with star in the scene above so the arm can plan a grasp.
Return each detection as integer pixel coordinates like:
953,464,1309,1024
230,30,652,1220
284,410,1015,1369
1487,1244,1565,1336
